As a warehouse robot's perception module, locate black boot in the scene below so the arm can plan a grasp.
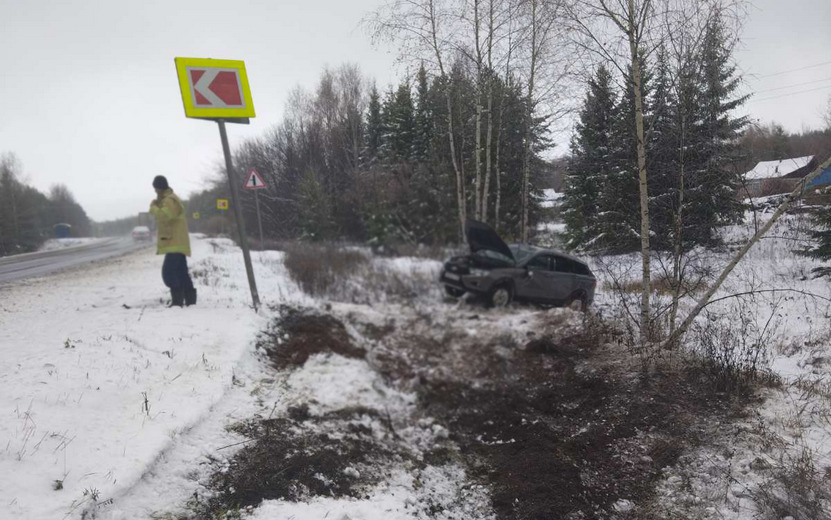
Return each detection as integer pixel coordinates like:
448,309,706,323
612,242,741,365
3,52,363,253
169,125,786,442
185,287,197,306
170,289,185,307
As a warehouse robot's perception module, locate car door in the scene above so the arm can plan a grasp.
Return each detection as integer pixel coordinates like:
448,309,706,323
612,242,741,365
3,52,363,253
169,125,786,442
569,261,596,300
545,256,575,303
514,254,551,300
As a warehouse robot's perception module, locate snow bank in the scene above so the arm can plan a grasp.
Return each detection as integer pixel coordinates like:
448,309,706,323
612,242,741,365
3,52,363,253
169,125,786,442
38,237,106,251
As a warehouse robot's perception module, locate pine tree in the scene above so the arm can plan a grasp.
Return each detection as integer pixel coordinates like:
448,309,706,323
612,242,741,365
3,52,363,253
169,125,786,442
563,65,616,249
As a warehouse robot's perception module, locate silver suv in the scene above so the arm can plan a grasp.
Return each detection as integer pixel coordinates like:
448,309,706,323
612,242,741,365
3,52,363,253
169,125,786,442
440,220,597,309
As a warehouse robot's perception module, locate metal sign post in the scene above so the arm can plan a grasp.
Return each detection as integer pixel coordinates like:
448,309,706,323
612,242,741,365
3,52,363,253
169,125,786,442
218,120,261,310
254,191,264,250
244,168,267,250
175,57,260,310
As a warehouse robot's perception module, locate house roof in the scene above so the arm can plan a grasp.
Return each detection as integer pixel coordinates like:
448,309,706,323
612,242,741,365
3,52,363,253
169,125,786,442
806,166,831,189
744,156,814,181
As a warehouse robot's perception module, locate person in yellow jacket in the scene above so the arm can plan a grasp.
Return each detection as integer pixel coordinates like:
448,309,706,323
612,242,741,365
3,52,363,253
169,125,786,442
150,175,196,307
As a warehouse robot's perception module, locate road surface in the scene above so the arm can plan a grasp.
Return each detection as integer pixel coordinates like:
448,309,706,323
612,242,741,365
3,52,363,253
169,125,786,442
0,237,150,284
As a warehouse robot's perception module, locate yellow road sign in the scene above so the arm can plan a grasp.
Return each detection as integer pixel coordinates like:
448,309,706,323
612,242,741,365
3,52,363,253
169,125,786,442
192,212,200,220
174,57,255,119
216,198,229,210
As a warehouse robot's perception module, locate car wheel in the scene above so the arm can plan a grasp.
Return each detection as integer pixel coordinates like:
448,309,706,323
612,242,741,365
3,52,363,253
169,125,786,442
488,284,513,308
565,293,588,312
445,285,465,298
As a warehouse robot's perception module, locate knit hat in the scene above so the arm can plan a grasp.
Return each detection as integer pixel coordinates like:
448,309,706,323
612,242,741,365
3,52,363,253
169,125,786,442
152,175,169,190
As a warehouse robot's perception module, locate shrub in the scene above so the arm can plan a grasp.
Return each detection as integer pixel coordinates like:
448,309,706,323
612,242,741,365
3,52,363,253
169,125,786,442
689,301,779,393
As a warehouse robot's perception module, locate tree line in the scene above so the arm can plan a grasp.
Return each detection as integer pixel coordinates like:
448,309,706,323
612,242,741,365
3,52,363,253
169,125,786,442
186,60,550,246
0,153,91,256
187,0,574,246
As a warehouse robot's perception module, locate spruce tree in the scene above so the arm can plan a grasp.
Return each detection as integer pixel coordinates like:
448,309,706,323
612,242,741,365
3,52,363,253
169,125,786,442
800,206,831,276
684,13,748,245
646,45,679,250
365,84,383,162
384,82,416,162
596,57,651,254
563,65,616,249
413,64,433,162
379,86,396,161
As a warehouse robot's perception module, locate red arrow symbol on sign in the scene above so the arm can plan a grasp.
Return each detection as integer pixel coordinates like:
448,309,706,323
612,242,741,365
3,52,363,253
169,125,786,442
191,69,243,107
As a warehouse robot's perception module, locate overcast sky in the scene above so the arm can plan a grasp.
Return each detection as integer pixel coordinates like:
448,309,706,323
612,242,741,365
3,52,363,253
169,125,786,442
1,0,829,222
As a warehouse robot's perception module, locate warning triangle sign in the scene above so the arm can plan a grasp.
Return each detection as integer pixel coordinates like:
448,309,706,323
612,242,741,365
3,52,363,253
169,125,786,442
244,168,267,190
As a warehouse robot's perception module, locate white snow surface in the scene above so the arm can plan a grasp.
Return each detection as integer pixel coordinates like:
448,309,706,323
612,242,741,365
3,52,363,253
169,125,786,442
743,155,813,181
0,236,295,519
1,235,491,520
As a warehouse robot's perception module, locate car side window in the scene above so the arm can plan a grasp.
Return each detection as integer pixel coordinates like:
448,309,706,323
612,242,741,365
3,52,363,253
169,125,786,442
553,257,572,273
573,263,591,276
526,255,550,271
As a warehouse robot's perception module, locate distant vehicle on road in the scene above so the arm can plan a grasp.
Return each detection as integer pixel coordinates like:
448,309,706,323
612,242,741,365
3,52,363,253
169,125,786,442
440,220,597,310
131,226,152,242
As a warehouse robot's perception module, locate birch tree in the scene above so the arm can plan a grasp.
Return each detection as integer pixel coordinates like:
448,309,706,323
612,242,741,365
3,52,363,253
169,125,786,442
567,0,656,345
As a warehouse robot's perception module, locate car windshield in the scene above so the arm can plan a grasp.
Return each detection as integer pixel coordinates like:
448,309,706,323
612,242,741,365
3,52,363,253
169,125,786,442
473,248,514,265
509,244,537,264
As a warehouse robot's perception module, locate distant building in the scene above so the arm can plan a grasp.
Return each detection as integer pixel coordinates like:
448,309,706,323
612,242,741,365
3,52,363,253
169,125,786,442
741,155,817,198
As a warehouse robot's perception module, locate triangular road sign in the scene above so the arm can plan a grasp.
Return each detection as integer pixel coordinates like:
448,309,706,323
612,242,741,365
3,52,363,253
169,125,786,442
244,168,267,190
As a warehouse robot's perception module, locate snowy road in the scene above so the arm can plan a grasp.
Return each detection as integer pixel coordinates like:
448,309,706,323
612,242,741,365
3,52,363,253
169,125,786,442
0,237,149,284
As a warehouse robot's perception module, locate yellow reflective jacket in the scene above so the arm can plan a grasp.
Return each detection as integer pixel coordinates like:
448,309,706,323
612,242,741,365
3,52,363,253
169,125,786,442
149,189,191,256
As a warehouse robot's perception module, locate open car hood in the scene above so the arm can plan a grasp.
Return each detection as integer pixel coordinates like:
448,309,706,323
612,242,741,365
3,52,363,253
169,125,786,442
465,219,515,262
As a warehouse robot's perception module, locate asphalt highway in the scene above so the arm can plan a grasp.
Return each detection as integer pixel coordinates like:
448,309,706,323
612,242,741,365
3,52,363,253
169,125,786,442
0,238,150,284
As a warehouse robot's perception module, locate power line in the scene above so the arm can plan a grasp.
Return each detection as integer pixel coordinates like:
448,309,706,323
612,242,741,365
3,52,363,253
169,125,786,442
754,77,831,94
748,84,831,103
753,60,831,79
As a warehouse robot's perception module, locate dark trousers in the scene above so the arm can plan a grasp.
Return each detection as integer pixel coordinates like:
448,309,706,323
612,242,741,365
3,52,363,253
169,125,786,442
162,253,194,291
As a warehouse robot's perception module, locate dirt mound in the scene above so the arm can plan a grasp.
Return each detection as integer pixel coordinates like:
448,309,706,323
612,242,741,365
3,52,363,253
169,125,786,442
260,306,365,368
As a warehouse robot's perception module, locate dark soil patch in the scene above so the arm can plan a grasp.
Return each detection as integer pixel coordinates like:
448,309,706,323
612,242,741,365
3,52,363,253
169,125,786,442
260,305,365,368
195,409,399,518
406,331,745,519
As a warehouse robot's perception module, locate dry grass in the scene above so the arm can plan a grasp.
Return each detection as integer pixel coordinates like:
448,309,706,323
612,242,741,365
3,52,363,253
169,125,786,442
281,243,369,297
281,242,442,304
603,272,708,296
754,444,831,520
